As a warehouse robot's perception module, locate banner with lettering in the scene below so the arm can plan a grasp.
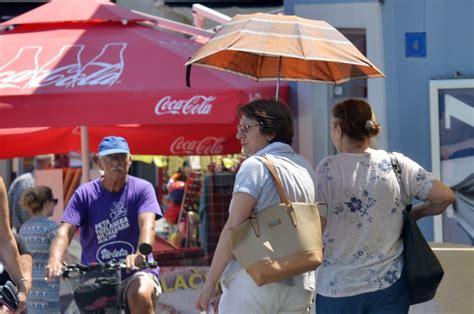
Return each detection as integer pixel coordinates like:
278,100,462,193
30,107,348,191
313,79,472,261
0,121,243,158
157,266,210,313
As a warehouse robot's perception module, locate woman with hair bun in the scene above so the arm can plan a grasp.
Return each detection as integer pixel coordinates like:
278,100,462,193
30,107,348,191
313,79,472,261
314,98,455,313
19,186,60,314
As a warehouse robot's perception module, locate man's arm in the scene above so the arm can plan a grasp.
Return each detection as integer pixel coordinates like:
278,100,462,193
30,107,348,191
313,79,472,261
0,177,29,312
45,223,76,281
137,212,156,247
125,212,155,269
14,234,33,295
6,180,15,224
20,253,33,289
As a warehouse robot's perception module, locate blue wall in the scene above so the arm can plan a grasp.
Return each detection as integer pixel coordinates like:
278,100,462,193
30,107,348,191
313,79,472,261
285,0,474,240
383,0,474,163
383,0,474,239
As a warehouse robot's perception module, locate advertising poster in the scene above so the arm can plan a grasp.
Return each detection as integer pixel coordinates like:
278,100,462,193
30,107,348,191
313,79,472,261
430,79,474,245
157,266,210,313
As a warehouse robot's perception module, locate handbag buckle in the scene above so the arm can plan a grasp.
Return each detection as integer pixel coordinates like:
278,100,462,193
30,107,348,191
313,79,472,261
250,213,261,237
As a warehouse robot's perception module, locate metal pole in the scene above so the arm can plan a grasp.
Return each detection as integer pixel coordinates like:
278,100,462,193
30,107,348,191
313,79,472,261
276,56,282,100
80,126,90,184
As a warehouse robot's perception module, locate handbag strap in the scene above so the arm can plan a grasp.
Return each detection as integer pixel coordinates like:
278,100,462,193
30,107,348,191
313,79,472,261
258,155,297,227
389,153,413,211
259,155,291,206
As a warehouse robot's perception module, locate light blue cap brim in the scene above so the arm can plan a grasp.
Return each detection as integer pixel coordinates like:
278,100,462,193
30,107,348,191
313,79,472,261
98,148,129,157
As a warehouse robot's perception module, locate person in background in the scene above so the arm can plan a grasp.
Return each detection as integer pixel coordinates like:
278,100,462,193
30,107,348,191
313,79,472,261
163,181,185,226
19,186,59,314
163,181,186,247
89,153,104,180
167,159,191,189
314,98,455,314
0,177,30,313
8,154,55,232
45,136,162,314
195,99,317,313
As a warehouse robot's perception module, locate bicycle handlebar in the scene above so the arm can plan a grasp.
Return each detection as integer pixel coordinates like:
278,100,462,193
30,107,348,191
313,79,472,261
61,259,159,278
62,243,158,278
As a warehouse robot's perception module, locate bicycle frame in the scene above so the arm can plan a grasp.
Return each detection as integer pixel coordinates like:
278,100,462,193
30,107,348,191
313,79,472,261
64,267,122,314
61,244,158,313
62,258,158,314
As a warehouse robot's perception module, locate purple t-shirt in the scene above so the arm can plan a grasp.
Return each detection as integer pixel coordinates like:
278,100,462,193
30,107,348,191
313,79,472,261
62,176,162,266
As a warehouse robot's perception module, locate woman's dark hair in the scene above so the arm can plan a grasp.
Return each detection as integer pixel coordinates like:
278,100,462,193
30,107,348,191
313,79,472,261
237,98,294,145
20,186,54,214
332,98,381,142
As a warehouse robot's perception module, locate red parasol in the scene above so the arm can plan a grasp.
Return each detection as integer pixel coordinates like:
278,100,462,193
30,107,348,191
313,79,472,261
0,0,286,159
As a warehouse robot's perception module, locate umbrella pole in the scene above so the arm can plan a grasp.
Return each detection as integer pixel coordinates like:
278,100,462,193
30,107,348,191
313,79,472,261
80,126,90,184
275,56,282,100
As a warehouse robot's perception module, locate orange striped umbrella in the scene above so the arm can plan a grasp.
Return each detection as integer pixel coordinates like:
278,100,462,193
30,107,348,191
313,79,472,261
186,12,384,97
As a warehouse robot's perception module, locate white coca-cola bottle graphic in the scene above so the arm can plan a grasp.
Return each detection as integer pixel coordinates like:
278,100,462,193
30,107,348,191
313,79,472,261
26,44,84,89
76,42,126,87
0,46,41,89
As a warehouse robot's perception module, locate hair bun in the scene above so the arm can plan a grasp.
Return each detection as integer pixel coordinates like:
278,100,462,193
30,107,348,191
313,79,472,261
365,120,375,130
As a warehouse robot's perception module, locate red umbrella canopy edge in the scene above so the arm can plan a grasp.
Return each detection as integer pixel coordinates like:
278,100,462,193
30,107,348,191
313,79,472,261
1,0,151,27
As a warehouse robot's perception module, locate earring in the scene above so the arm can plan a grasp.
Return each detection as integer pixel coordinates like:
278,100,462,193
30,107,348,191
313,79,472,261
267,138,272,142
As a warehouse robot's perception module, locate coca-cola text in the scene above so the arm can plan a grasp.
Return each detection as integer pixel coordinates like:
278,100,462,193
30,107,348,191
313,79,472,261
154,95,215,115
171,136,225,155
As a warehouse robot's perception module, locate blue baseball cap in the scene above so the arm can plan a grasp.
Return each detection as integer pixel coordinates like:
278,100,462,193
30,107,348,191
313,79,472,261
98,136,130,157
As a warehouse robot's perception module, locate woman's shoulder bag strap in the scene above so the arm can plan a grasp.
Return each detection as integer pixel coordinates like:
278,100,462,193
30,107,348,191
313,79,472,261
259,155,291,207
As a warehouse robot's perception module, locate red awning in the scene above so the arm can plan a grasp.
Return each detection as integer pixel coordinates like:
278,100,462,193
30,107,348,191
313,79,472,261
0,0,287,157
0,22,280,128
1,0,150,26
0,124,245,158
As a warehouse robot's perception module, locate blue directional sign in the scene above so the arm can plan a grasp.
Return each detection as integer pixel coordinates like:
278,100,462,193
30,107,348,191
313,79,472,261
405,32,426,57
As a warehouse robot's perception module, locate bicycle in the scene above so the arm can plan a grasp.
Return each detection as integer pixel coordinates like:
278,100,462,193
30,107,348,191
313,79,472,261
61,243,159,314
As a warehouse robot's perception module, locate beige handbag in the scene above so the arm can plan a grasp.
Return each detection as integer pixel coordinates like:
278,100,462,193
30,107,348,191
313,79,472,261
227,155,323,286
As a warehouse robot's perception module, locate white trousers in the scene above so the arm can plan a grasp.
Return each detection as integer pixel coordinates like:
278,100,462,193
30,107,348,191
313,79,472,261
219,269,313,314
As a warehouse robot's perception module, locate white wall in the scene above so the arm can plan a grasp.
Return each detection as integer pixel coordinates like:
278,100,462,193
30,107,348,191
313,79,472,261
293,2,387,167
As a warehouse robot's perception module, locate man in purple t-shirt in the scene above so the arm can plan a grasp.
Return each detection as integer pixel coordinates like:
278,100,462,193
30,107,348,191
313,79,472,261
46,136,162,314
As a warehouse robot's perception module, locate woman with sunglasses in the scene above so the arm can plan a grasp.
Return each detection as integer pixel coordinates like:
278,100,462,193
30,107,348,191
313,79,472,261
19,186,60,314
196,98,317,313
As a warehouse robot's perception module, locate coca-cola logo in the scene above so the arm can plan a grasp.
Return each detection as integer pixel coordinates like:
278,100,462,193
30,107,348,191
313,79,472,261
171,136,225,155
0,43,126,89
154,95,215,115
96,241,134,263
